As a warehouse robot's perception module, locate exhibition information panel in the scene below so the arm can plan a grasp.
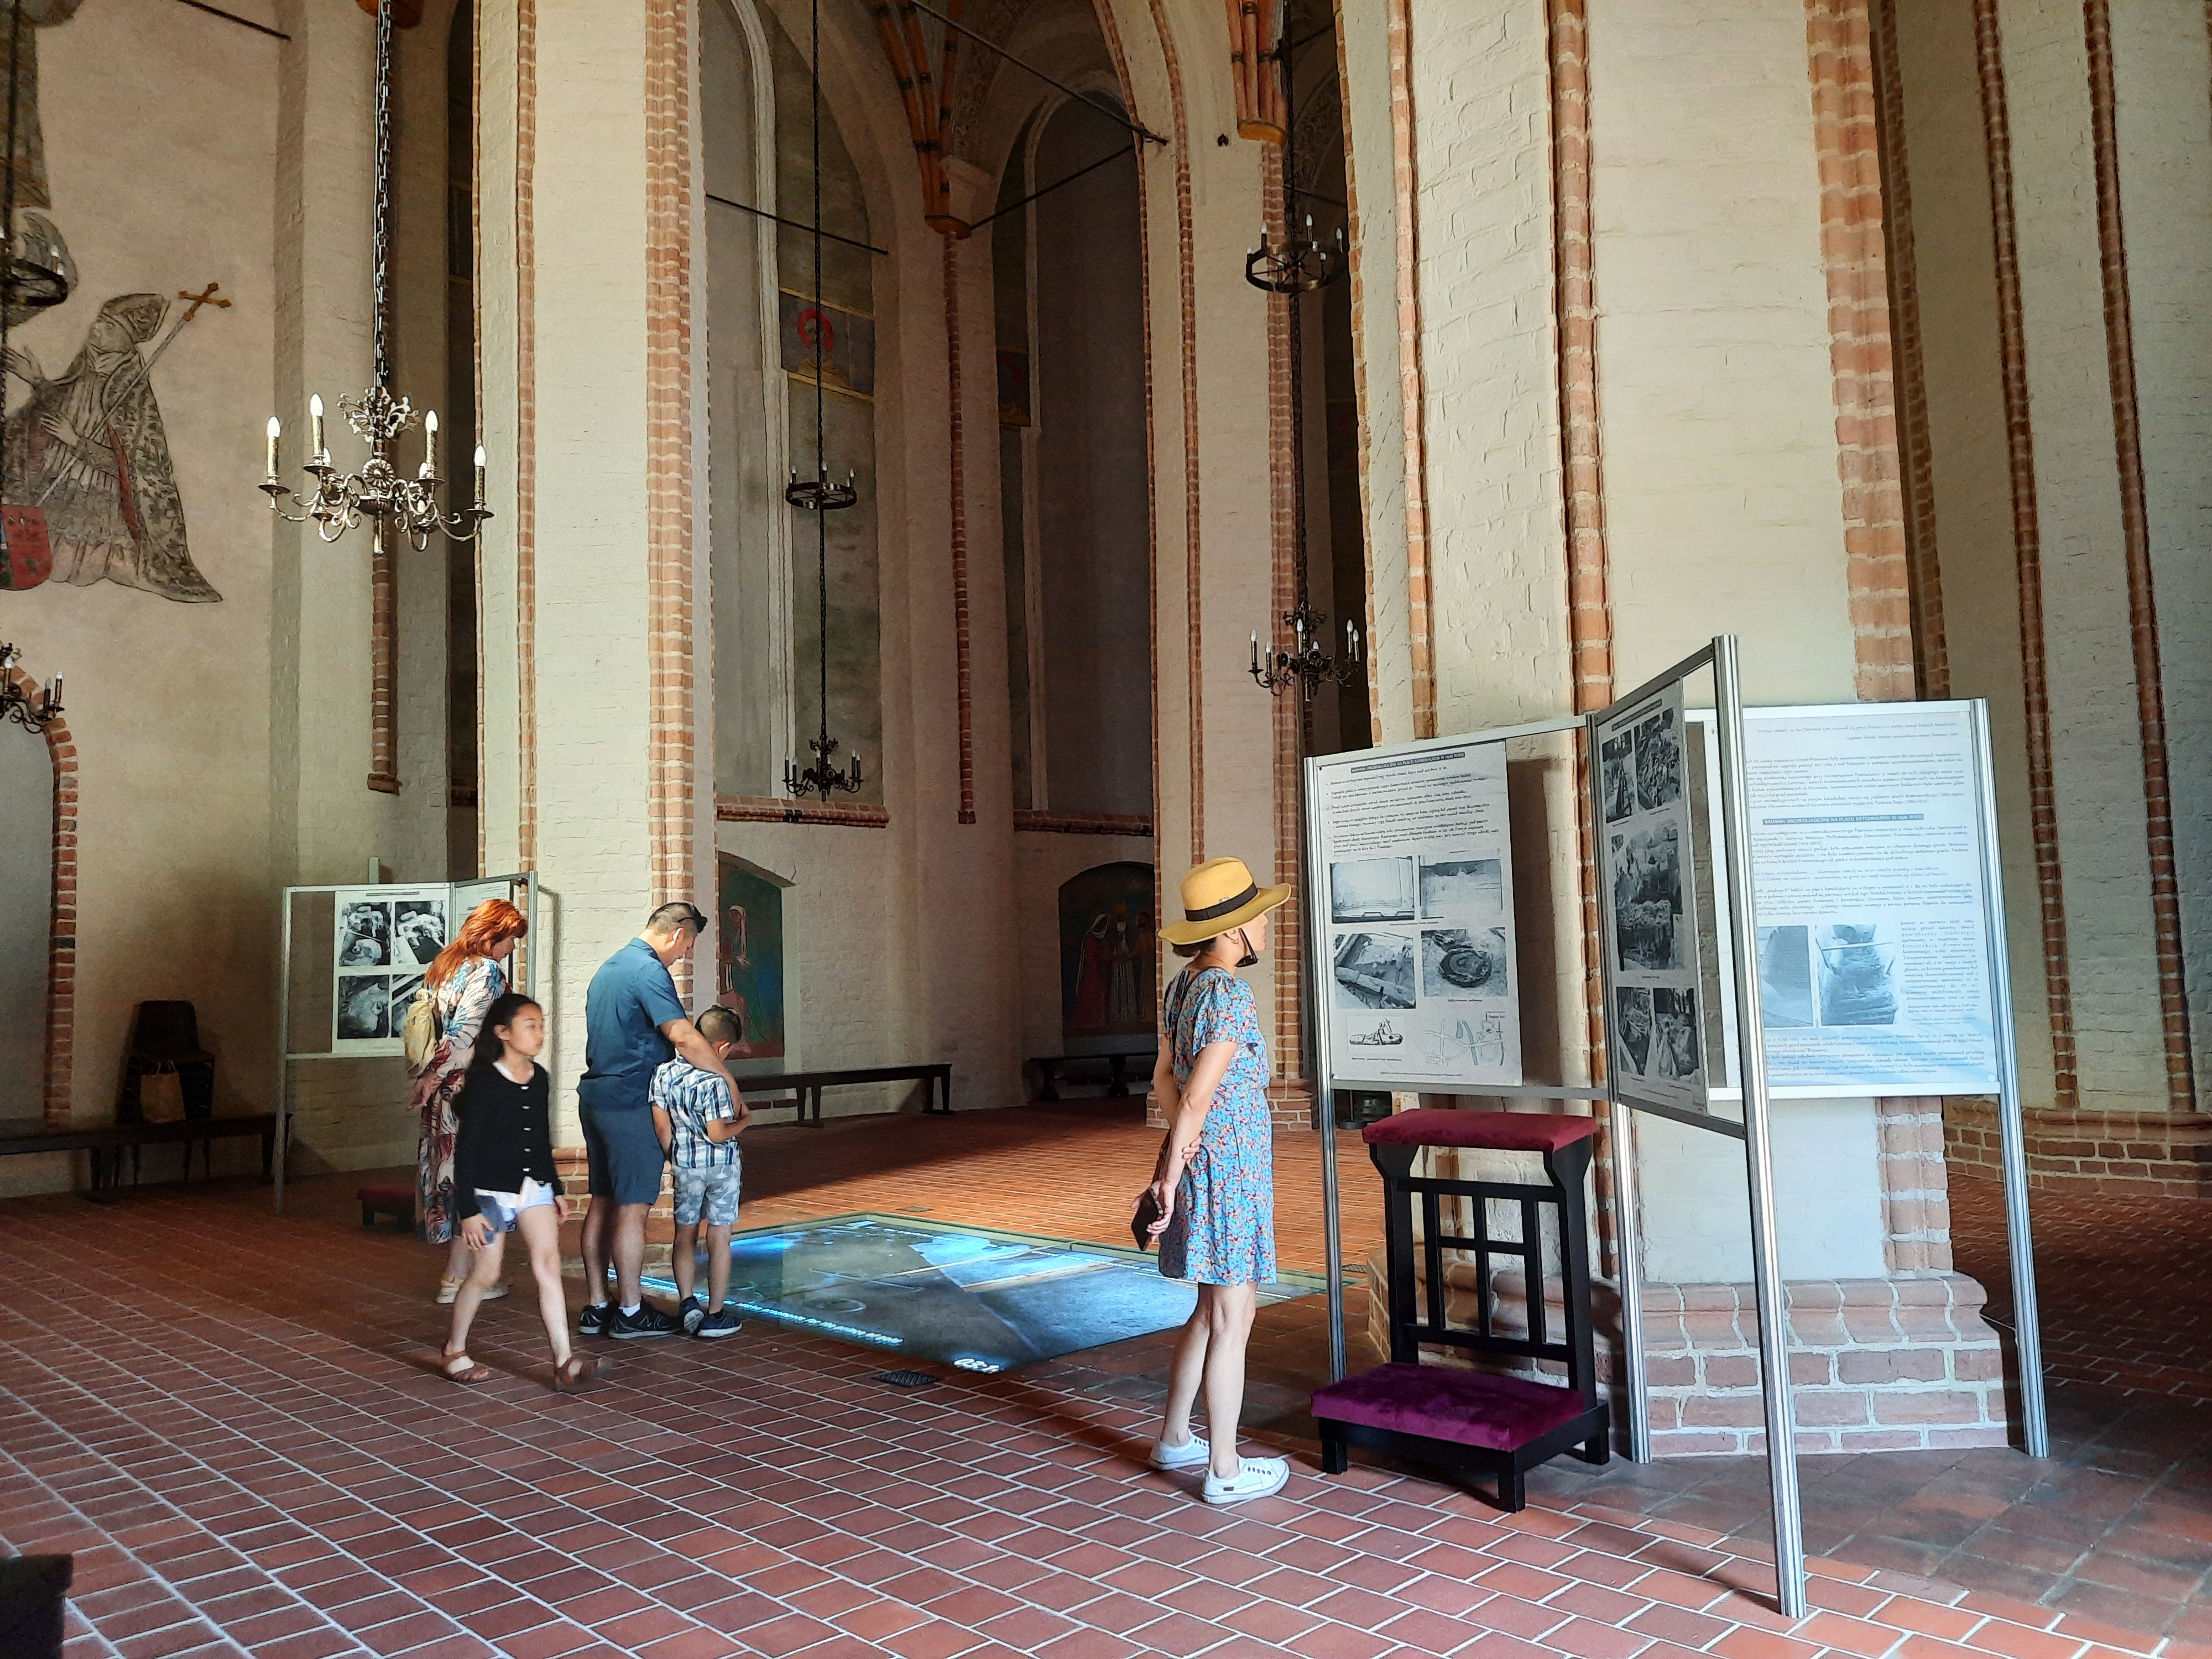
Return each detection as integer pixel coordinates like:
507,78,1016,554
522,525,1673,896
1595,683,1711,1113
1743,704,2001,1095
1314,742,1524,1091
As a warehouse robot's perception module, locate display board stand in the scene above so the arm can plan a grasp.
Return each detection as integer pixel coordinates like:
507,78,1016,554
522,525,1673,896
272,871,539,1214
1306,638,1806,1616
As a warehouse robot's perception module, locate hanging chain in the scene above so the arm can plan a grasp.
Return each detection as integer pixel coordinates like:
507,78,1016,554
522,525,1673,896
813,0,828,760
1,0,22,539
372,0,393,390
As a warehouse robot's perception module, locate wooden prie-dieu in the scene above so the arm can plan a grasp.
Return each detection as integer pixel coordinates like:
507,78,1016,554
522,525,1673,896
1311,1108,1610,1511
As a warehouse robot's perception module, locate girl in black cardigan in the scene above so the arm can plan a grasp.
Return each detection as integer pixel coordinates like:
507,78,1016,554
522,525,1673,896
440,993,597,1390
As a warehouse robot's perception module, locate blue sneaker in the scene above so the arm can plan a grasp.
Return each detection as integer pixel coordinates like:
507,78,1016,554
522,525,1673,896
677,1295,704,1335
694,1308,743,1339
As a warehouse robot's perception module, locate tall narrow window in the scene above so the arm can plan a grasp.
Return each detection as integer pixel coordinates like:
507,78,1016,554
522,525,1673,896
708,1,883,805
445,0,480,870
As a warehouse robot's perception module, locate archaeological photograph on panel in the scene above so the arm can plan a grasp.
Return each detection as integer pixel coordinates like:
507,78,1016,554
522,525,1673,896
1609,820,1682,972
336,974,392,1041
1757,924,1814,1027
1600,730,1636,824
1634,706,1682,812
1815,920,1902,1025
393,900,447,967
1333,930,1416,1010
1331,857,1417,924
1420,927,1509,1000
1651,986,1700,1081
336,901,390,967
1614,985,1653,1076
1417,855,1503,918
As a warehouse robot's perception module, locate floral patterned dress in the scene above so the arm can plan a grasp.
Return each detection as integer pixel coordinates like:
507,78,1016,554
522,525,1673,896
1157,966,1276,1286
409,956,505,1244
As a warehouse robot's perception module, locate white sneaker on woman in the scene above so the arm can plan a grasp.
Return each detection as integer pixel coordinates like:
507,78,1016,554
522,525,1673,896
1151,1434,1211,1471
1203,1456,1289,1505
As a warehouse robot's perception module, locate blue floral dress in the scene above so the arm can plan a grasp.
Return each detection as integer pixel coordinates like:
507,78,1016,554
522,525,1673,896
1157,966,1276,1286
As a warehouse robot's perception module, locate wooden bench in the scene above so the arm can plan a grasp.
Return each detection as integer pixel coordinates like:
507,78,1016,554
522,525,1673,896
0,1114,283,1198
736,1063,952,1126
1028,1049,1157,1101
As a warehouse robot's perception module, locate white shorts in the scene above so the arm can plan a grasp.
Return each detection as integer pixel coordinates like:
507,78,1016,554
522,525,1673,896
474,1176,559,1233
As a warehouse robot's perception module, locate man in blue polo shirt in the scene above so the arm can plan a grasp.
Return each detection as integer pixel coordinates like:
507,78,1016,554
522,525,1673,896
577,901,739,1339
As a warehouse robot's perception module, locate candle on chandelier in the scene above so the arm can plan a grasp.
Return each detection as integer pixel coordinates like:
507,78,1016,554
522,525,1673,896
46,674,61,711
309,394,326,461
1250,630,1261,674
473,445,487,507
423,410,439,479
853,750,864,786
265,416,280,479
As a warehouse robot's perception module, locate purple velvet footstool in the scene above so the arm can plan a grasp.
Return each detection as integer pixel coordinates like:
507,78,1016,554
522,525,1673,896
1311,1108,1610,1510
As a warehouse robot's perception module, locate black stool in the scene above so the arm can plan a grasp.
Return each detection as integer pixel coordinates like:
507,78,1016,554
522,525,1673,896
1312,1108,1609,1511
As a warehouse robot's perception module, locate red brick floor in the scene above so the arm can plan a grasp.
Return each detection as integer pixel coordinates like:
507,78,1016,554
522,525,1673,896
1508,1177,2212,1645
0,1115,2201,1659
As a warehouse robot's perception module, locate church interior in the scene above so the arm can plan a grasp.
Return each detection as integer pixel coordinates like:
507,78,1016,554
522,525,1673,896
2,0,2211,1654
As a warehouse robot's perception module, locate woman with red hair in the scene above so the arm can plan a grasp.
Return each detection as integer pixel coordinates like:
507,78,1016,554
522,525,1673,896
409,898,530,1300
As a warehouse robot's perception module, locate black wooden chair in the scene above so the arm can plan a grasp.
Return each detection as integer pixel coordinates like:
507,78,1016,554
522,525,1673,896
1311,1108,1609,1511
113,1002,218,1182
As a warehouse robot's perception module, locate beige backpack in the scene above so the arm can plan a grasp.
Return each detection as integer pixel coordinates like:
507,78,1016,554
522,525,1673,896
402,980,443,1074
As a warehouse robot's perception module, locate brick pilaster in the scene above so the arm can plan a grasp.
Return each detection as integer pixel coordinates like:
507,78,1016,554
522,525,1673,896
644,0,696,988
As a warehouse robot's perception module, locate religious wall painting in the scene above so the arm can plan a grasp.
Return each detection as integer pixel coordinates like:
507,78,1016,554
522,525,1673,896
0,0,226,602
997,349,1029,427
717,855,787,1059
1059,861,1155,1048
778,290,874,398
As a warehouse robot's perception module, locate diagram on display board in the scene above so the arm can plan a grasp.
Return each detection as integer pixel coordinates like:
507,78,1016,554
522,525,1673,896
1740,703,2001,1094
1595,683,1710,1112
330,886,451,1055
1313,742,1523,1090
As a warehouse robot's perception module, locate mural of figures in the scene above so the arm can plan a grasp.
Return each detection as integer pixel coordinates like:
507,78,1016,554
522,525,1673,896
1059,862,1155,1047
717,857,786,1058
0,1,225,603
4,292,219,601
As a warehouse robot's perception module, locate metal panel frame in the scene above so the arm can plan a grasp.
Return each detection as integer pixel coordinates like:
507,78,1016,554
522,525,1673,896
272,872,538,1215
1304,638,1809,1618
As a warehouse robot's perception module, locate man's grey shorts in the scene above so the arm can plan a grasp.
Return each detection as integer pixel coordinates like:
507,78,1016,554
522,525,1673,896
672,1163,742,1228
580,1102,665,1206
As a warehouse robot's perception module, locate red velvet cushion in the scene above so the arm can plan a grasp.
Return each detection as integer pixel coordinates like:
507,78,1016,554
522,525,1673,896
1361,1108,1599,1153
1311,1362,1590,1452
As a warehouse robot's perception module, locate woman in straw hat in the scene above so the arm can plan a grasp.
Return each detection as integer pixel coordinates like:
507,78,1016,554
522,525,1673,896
1141,856,1294,1504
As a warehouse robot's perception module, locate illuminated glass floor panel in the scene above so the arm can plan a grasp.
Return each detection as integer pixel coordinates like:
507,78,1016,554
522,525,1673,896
638,1212,1319,1374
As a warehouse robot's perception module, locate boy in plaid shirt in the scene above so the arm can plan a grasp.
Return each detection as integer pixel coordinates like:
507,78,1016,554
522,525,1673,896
649,1005,750,1337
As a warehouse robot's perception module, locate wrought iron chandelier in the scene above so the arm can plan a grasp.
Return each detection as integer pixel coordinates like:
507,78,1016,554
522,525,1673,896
0,642,60,733
1246,17,1358,704
784,0,863,800
258,0,490,551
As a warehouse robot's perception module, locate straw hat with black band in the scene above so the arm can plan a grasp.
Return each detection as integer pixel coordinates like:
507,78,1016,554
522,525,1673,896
1159,857,1292,946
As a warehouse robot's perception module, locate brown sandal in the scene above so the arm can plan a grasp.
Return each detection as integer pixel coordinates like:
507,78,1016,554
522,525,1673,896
552,1354,599,1393
442,1350,494,1385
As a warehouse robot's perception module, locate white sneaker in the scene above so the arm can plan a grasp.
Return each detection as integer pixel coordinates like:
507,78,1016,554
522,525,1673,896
1203,1456,1290,1505
1151,1434,1211,1471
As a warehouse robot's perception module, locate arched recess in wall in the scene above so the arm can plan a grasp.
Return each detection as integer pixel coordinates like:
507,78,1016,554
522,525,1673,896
707,0,884,810
993,87,1151,821
0,658,75,1124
